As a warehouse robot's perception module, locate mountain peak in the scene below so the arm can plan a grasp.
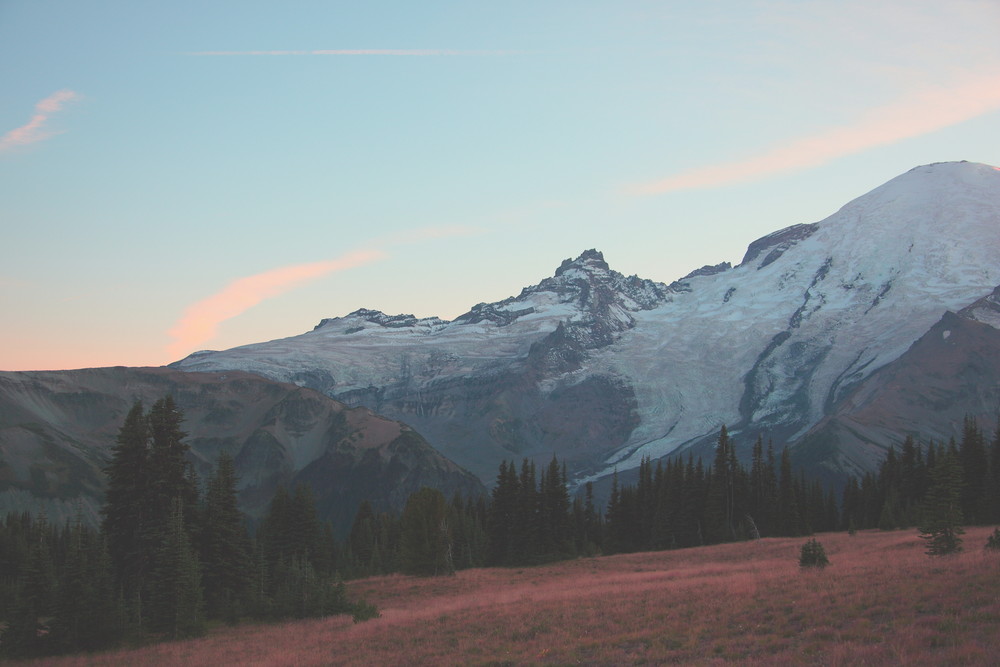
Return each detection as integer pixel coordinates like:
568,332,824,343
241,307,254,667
555,249,610,276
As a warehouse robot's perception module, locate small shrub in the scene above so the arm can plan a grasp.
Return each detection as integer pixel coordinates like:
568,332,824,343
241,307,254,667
799,539,830,568
985,528,1000,552
351,599,381,623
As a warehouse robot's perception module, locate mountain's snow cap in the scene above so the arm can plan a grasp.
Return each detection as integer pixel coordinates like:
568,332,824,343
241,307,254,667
313,308,447,332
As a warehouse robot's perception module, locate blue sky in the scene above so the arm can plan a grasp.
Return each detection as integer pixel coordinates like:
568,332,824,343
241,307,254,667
2,1,999,370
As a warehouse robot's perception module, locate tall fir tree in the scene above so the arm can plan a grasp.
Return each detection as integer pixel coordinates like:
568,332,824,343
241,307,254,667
147,499,204,637
399,487,453,576
919,446,965,556
101,401,151,591
198,451,251,621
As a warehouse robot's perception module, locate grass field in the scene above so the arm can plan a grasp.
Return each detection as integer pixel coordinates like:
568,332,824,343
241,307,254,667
26,526,1000,665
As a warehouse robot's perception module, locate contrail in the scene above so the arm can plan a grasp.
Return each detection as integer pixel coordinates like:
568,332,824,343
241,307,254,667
185,49,524,56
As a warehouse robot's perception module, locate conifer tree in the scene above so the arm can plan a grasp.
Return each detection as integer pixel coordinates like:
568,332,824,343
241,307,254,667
147,499,204,637
919,447,965,556
486,460,519,565
399,487,453,576
101,401,151,590
959,417,989,524
5,514,57,657
199,451,251,621
146,397,199,538
704,426,736,543
348,500,381,576
778,447,804,536
538,456,573,560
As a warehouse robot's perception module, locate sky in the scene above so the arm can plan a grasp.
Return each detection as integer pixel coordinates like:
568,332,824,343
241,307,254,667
2,0,999,371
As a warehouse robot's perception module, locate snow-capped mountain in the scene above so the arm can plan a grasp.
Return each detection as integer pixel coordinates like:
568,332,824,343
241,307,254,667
174,161,1000,485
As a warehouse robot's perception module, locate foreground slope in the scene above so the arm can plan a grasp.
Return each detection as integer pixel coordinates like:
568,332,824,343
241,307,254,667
33,527,1000,666
0,367,483,531
174,162,1000,484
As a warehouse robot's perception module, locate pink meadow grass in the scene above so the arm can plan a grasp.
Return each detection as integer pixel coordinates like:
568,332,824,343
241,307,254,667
25,526,1000,665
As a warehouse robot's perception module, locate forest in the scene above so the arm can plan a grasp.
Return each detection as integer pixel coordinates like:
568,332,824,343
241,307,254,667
1,398,998,658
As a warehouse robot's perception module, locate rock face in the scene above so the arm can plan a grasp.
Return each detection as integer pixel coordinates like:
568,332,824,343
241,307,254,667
0,367,484,533
171,161,1000,486
795,309,1000,481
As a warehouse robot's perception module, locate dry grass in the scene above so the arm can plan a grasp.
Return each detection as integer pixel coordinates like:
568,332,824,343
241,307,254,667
26,526,1000,665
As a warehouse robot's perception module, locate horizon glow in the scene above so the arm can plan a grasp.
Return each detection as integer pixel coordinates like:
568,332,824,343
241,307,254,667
2,0,999,371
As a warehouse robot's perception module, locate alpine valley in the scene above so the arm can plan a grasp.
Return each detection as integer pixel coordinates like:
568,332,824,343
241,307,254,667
3,161,1000,527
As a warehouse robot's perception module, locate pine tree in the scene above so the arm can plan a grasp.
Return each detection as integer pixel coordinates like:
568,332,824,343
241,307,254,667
538,457,573,561
919,448,965,556
147,499,204,637
704,426,736,543
777,447,804,536
146,397,199,539
101,401,151,591
348,500,380,576
199,451,251,621
399,487,453,576
959,416,989,524
4,514,57,657
486,460,518,565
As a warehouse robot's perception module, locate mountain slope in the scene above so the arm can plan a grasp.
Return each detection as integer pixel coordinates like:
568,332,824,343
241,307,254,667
173,161,1000,484
0,367,484,533
795,290,1000,479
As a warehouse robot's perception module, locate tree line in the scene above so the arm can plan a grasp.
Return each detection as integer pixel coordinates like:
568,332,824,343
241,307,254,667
841,416,1000,554
0,398,365,659
3,397,999,658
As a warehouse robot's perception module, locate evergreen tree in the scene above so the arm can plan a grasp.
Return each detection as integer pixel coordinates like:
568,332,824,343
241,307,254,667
146,396,199,538
777,447,804,536
101,401,151,591
147,499,204,637
199,451,251,621
348,500,382,576
538,457,573,561
399,487,453,576
449,493,487,570
919,448,965,556
486,460,519,565
704,426,736,543
959,416,989,524
4,514,57,657
51,515,122,651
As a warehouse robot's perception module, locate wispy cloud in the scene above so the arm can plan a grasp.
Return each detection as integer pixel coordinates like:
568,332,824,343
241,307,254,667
0,90,80,153
186,49,523,56
627,71,1000,195
165,225,482,359
166,249,386,359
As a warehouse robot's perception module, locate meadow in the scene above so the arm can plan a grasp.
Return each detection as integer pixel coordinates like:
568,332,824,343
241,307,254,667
25,526,1000,666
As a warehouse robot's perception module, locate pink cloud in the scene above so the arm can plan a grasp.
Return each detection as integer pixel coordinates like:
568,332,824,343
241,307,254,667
0,90,80,152
627,72,1000,195
166,249,386,359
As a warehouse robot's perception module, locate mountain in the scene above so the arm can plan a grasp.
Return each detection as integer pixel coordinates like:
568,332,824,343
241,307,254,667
0,367,484,533
166,161,999,486
795,288,1000,479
